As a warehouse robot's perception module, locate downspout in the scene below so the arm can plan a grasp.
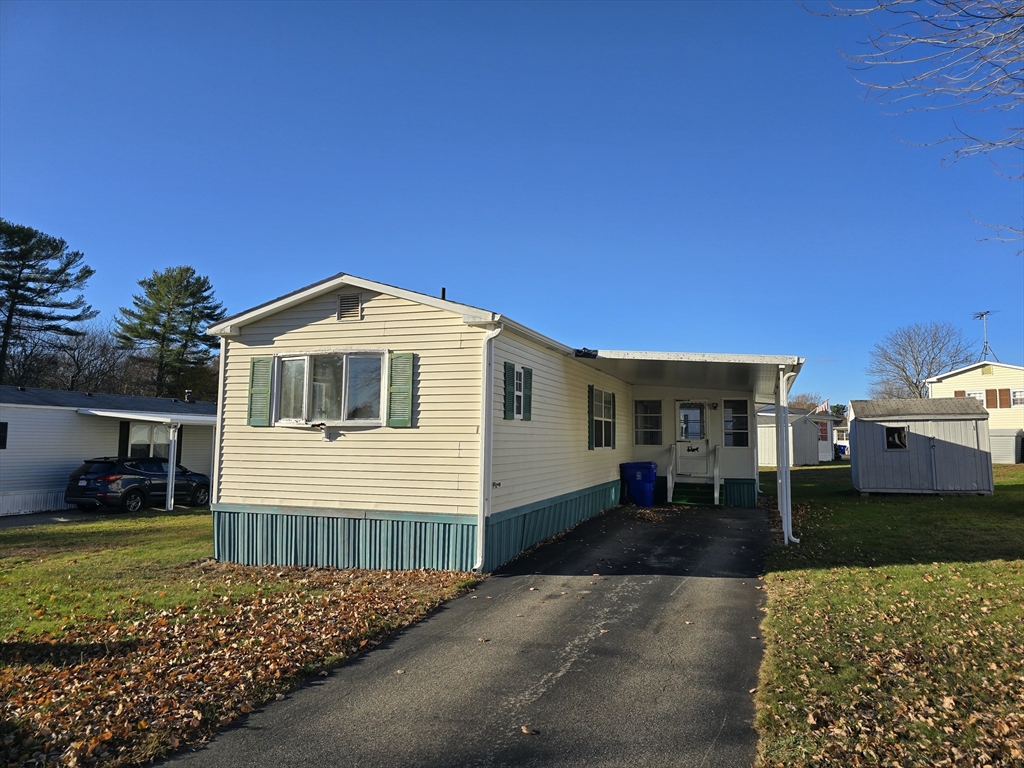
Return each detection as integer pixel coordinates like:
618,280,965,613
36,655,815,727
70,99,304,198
211,335,228,507
474,323,504,572
776,367,799,544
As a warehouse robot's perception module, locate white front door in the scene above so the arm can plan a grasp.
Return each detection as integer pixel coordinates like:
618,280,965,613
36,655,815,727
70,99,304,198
676,401,709,476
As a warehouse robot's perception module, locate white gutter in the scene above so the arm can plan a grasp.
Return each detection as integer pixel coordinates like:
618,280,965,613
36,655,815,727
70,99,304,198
474,323,504,572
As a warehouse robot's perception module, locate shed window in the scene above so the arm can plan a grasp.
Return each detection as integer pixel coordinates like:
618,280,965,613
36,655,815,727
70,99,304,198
275,352,384,425
634,400,662,445
1013,390,1024,407
723,400,748,447
885,426,908,451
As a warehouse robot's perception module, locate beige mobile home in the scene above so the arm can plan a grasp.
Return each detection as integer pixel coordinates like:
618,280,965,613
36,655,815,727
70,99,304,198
849,398,993,495
209,272,805,572
926,362,1024,464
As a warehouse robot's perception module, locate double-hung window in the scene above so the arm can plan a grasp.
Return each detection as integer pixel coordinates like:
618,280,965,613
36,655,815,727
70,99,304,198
591,387,615,449
1013,389,1024,408
275,351,385,425
634,400,662,445
722,399,749,447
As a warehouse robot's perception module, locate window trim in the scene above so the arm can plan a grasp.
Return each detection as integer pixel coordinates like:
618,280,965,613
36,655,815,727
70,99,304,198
722,399,749,448
884,425,909,451
272,349,388,427
591,386,615,449
633,399,663,446
1012,389,1024,408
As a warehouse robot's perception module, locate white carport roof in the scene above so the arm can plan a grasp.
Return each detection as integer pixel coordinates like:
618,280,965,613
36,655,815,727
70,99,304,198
76,408,216,426
573,350,804,403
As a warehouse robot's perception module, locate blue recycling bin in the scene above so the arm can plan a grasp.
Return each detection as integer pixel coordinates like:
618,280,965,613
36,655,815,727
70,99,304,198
620,461,658,508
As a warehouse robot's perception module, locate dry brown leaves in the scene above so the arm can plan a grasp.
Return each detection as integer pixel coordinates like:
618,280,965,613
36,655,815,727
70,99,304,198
1,563,473,767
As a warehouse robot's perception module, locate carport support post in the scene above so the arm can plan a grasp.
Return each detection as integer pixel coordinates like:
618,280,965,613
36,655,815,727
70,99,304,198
165,424,179,511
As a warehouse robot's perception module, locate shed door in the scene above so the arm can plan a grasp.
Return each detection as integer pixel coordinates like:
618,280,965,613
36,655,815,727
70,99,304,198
676,401,709,476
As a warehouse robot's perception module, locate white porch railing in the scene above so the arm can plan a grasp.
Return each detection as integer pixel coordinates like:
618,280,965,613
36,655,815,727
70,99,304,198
667,443,677,504
712,444,720,506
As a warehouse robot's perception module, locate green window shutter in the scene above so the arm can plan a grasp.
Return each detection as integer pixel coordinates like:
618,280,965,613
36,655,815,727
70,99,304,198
247,357,273,427
522,367,533,421
587,384,595,450
610,392,616,449
504,362,515,420
388,352,414,428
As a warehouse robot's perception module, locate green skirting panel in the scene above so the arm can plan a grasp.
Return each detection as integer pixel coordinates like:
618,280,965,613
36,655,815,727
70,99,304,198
723,478,758,508
213,507,477,571
483,480,620,572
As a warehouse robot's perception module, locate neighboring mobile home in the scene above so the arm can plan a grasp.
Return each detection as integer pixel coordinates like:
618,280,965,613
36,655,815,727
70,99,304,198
0,386,216,516
849,398,993,495
926,362,1024,464
209,272,806,572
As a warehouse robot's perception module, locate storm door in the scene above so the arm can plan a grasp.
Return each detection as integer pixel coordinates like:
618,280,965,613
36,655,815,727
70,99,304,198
676,401,709,475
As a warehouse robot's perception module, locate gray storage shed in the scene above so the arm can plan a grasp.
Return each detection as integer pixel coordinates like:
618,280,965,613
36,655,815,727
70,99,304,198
849,398,993,495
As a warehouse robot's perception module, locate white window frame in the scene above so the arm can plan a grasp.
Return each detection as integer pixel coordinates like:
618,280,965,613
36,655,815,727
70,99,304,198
593,387,614,449
722,399,749,447
514,366,524,419
633,399,662,446
273,349,388,427
1012,389,1024,408
965,390,985,405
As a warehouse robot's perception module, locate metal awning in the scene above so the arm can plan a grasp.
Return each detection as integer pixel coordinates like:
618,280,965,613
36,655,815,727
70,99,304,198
76,408,215,512
76,408,216,426
572,350,804,403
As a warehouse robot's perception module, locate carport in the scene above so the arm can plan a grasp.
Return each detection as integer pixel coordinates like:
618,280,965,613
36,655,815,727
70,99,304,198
573,350,805,543
77,408,217,510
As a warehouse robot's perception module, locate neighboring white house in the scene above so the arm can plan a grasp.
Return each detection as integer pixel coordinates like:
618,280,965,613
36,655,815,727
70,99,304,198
756,406,839,467
849,398,993,495
0,386,216,516
926,361,1024,464
208,271,806,572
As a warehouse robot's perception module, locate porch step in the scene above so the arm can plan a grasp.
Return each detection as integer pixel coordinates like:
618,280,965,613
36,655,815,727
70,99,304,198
672,482,723,507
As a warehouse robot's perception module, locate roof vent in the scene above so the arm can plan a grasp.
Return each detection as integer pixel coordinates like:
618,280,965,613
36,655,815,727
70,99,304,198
337,293,362,322
17,386,25,391
184,390,194,403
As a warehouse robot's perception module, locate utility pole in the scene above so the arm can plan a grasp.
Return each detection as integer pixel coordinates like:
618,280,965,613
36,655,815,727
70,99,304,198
973,311,999,362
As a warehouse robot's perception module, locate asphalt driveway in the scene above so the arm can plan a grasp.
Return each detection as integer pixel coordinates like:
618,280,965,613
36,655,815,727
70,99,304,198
164,503,770,768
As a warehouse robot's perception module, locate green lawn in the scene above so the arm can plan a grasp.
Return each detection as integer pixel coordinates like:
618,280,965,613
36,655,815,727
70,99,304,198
756,463,1024,767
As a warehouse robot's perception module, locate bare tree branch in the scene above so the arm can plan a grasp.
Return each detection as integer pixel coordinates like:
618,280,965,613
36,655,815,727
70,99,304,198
866,321,978,398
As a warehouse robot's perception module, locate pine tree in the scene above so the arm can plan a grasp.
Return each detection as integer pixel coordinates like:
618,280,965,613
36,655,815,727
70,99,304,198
115,266,226,398
0,218,98,385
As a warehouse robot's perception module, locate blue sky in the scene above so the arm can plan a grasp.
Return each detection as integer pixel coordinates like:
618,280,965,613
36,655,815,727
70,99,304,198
2,0,1021,405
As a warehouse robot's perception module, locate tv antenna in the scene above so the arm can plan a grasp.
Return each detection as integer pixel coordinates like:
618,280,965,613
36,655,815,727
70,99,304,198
973,310,999,362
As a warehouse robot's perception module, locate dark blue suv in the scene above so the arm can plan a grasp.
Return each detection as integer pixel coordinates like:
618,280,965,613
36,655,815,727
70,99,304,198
65,457,211,512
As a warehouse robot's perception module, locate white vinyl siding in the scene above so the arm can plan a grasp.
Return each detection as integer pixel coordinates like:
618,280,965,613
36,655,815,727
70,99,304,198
490,331,629,515
216,291,484,516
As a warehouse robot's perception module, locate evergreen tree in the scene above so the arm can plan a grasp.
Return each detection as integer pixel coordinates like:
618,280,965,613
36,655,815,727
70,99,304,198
115,266,226,397
0,218,98,385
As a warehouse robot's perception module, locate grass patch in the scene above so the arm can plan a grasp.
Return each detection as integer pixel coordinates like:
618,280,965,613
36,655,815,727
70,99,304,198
756,463,1024,767
0,510,477,766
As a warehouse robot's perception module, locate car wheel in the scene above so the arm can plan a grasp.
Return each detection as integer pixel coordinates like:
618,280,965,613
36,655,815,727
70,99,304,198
190,484,210,507
121,489,145,513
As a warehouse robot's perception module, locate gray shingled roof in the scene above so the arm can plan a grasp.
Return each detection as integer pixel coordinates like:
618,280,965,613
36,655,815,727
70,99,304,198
0,385,216,416
850,398,988,420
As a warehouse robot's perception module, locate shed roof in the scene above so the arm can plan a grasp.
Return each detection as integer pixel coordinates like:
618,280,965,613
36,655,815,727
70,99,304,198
850,398,988,420
0,385,216,425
